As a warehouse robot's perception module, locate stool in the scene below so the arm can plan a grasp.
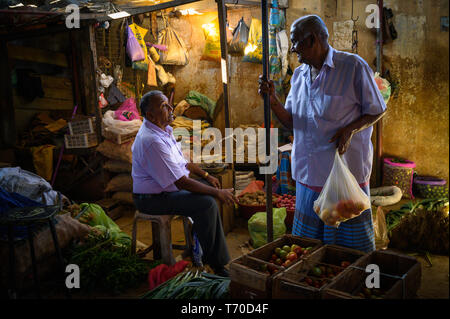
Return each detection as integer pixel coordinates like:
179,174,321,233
131,211,196,266
0,205,70,299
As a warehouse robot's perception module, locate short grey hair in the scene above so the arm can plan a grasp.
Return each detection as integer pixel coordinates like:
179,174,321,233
292,15,329,43
140,90,164,117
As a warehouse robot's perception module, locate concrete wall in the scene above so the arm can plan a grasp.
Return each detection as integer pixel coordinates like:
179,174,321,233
161,0,450,183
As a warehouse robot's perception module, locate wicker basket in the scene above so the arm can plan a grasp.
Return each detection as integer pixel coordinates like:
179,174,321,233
413,176,448,198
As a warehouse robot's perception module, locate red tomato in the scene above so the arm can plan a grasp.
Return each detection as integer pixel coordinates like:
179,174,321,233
286,252,298,261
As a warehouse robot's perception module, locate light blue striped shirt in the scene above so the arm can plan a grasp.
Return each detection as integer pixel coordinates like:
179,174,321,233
285,45,387,187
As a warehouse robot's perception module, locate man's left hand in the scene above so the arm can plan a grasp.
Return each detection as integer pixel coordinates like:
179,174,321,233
206,174,221,189
329,126,354,155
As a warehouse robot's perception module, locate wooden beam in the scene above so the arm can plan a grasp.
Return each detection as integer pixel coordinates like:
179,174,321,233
0,40,16,147
40,75,73,90
79,0,203,21
224,0,261,6
13,95,74,111
7,44,68,67
13,87,73,101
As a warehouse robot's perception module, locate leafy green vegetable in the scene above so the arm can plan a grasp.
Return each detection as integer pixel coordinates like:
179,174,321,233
66,229,161,294
142,271,230,299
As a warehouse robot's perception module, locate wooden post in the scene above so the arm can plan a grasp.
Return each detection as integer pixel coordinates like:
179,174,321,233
216,0,231,129
0,40,16,147
376,0,383,187
217,0,236,206
261,0,273,243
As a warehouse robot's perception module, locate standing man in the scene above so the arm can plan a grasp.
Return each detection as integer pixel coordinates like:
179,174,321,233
132,90,237,276
259,15,386,252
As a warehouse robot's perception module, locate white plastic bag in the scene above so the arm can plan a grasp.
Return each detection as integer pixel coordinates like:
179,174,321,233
157,18,189,65
313,150,371,227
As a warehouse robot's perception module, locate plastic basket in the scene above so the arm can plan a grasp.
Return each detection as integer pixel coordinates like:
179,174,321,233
64,133,98,149
68,117,96,135
413,176,448,198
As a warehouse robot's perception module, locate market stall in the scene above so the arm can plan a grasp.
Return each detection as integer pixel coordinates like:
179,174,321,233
0,0,448,302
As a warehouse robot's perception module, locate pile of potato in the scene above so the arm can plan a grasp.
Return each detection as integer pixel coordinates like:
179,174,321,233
239,190,278,206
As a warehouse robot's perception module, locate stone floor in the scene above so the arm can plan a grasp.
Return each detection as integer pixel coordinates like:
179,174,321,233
114,204,449,299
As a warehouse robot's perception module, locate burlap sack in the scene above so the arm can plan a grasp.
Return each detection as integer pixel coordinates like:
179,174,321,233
103,160,132,173
96,138,134,163
105,174,133,192
0,213,91,289
112,192,134,206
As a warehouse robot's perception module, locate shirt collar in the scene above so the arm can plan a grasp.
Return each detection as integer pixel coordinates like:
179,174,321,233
143,118,172,136
300,44,335,77
323,45,335,69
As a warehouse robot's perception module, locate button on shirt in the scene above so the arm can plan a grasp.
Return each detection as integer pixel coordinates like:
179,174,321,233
132,118,190,194
285,45,387,187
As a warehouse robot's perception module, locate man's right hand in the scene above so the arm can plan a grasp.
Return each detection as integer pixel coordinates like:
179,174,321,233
258,75,276,101
216,188,238,206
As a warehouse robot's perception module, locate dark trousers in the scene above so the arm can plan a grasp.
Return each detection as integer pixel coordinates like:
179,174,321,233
133,186,230,268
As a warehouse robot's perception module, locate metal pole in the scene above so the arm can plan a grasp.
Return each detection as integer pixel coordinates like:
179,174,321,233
376,0,383,186
261,0,273,243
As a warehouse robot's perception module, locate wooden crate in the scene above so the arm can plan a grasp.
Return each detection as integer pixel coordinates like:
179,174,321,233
229,235,322,299
248,234,322,263
229,254,284,299
212,169,234,235
323,249,421,299
272,244,367,299
102,127,138,145
68,116,96,135
64,132,98,149
323,266,408,299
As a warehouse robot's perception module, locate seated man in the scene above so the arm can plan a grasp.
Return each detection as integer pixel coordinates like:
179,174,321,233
131,90,237,277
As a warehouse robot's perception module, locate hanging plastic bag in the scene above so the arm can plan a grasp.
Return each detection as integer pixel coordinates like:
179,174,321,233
313,150,371,227
248,207,286,248
129,23,150,71
243,18,263,64
155,64,169,86
147,57,157,87
201,17,221,62
157,17,189,65
126,25,145,62
374,72,391,104
229,17,249,55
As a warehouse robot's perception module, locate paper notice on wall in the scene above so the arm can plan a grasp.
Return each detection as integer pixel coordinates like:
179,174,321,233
332,20,353,51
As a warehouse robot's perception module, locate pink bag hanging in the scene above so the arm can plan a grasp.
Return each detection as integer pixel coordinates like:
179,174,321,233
114,98,141,121
126,25,145,62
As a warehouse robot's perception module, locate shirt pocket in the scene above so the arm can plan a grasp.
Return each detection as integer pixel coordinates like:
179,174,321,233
320,94,345,122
